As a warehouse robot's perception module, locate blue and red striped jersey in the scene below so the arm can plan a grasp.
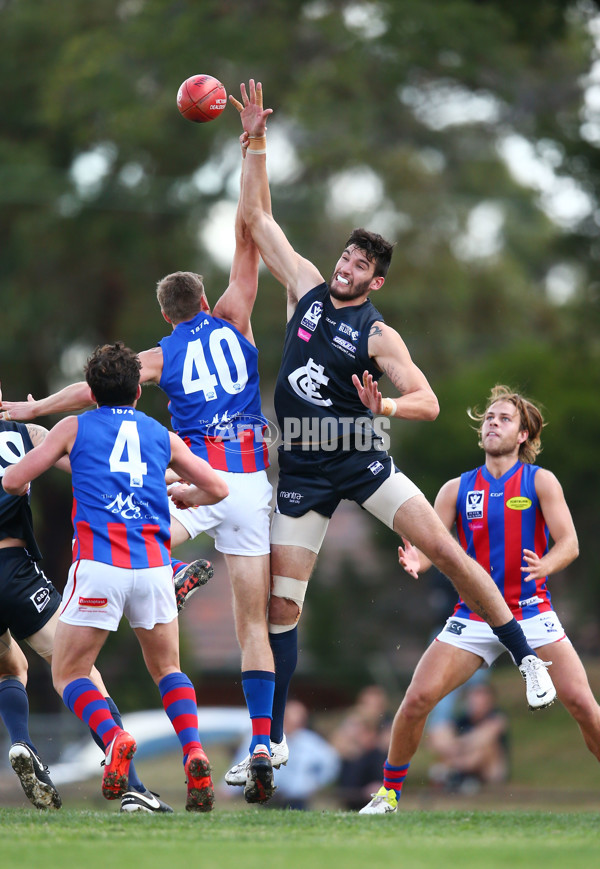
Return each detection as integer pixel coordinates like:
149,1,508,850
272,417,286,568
454,461,551,621
159,312,269,473
69,405,172,569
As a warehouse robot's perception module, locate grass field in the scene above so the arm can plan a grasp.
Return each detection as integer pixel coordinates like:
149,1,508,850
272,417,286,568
2,663,600,867
1,806,599,869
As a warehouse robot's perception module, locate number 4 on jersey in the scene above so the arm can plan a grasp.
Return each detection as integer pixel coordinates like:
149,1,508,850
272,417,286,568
109,421,147,488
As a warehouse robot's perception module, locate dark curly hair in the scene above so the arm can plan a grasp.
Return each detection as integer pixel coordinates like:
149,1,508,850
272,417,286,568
85,341,141,407
345,228,394,278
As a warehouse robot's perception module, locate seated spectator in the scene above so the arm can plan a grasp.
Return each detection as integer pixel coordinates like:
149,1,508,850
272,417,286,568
332,712,388,810
428,682,509,793
269,699,340,810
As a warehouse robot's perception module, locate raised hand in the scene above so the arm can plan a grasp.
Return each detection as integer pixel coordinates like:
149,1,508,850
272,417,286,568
398,539,420,579
229,79,272,137
352,371,384,414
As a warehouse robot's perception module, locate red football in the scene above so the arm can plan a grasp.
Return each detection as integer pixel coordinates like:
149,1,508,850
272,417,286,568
177,74,227,123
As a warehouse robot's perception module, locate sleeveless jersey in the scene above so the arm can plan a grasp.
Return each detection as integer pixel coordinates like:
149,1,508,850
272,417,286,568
159,311,269,473
274,284,384,447
69,405,172,569
454,461,551,621
0,421,41,560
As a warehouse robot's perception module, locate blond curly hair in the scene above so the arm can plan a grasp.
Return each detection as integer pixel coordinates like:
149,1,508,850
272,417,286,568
468,384,546,464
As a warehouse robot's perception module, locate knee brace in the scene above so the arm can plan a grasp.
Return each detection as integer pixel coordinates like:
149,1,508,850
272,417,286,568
268,575,308,633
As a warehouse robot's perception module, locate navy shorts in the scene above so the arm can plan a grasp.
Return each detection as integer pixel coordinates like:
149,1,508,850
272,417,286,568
0,547,61,640
276,443,396,518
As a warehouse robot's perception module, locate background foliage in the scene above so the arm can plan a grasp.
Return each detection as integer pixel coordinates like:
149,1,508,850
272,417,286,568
2,0,599,706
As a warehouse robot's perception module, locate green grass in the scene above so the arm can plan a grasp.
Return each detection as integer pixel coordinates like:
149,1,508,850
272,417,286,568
1,808,599,869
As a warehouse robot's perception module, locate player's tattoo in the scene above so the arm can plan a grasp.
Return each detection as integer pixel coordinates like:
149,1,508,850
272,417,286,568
381,361,406,394
368,323,383,338
26,425,47,447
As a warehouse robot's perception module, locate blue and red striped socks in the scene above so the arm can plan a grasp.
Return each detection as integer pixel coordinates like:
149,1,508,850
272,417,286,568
159,672,202,763
242,670,275,754
170,558,186,577
63,678,120,749
383,760,410,799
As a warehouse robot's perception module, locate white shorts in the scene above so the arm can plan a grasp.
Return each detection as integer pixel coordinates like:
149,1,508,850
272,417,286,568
59,560,177,631
169,469,272,556
435,610,569,667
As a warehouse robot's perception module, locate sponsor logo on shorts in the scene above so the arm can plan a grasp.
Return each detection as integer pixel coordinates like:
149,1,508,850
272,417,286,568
78,597,108,608
543,619,558,633
30,587,51,614
466,490,484,520
367,460,385,475
300,301,323,332
446,620,466,635
519,595,544,607
297,327,312,342
279,491,303,503
506,496,532,510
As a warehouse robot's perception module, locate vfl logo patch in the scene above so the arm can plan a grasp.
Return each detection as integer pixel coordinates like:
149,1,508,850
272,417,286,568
30,587,51,614
78,597,108,608
300,301,323,332
466,490,484,520
506,496,532,511
446,620,466,636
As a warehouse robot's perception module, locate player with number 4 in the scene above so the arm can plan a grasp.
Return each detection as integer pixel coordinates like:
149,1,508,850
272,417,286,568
2,342,228,811
0,139,279,805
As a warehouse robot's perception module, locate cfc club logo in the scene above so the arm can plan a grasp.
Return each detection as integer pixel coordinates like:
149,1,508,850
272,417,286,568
288,358,332,407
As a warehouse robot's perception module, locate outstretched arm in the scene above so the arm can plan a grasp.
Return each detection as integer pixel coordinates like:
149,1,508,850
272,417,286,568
1,352,161,422
211,144,260,343
1,381,95,421
230,80,323,318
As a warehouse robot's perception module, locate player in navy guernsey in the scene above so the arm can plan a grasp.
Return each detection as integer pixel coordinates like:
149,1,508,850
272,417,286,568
3,343,228,812
1,146,279,803
231,80,556,779
361,386,598,815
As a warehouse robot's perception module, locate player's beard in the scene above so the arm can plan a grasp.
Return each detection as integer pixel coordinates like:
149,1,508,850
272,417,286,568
329,272,373,302
484,433,519,458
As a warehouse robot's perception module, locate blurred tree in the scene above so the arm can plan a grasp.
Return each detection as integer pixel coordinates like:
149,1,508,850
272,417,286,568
1,0,599,699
